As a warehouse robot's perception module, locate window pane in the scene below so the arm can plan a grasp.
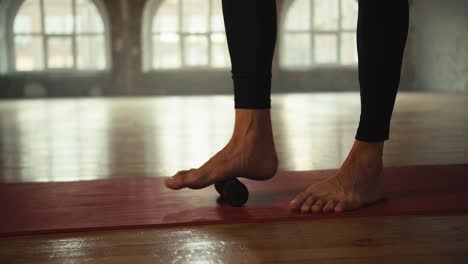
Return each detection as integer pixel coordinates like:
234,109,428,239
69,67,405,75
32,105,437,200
211,0,225,32
76,0,104,33
153,0,178,33
341,0,358,30
284,0,310,31
210,33,230,68
280,33,311,68
340,32,357,64
14,0,42,34
182,0,209,33
315,34,337,64
152,33,181,69
184,35,208,66
77,36,105,69
47,37,73,68
314,0,339,31
14,35,44,71
44,0,73,34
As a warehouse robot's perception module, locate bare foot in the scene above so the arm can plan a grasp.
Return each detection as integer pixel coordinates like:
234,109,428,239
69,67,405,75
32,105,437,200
165,109,278,190
289,140,385,213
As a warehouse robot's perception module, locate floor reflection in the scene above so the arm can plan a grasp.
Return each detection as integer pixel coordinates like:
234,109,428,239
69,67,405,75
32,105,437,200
0,92,467,183
144,96,234,177
274,93,354,171
1,99,110,182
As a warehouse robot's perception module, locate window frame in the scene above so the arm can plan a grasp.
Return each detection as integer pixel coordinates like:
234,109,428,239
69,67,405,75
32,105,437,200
280,0,359,70
142,0,231,72
5,0,112,75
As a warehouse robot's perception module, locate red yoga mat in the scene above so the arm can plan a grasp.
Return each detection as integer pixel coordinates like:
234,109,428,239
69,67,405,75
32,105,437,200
1,164,468,237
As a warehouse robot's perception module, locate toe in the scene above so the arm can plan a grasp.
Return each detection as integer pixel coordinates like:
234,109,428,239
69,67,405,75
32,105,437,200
165,170,189,190
311,199,324,213
184,169,212,189
323,200,337,213
300,196,316,214
334,200,346,213
289,191,309,210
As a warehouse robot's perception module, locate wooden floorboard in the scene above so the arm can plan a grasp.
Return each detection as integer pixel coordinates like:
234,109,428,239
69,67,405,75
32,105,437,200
0,92,467,182
1,215,468,264
0,92,467,263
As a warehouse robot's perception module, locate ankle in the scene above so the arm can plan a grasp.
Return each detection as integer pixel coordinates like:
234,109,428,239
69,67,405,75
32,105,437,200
353,140,384,155
231,109,273,142
234,109,272,126
347,140,384,169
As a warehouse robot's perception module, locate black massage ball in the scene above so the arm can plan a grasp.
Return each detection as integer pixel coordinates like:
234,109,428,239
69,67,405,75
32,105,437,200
214,178,249,207
214,180,226,195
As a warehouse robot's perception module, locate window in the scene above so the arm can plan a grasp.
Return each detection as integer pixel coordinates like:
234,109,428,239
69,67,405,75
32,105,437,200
11,0,109,72
143,0,231,71
281,0,358,68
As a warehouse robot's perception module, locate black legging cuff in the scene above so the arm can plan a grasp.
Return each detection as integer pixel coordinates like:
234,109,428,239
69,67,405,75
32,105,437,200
355,115,391,142
222,0,276,110
233,74,271,109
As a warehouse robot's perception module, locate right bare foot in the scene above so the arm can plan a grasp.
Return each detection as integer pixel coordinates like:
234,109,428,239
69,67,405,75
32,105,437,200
165,109,278,190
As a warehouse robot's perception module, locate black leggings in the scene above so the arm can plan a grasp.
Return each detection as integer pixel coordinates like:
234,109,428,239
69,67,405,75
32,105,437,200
221,0,409,142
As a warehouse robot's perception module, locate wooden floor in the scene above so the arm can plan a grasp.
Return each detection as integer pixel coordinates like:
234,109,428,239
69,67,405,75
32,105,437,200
0,92,467,263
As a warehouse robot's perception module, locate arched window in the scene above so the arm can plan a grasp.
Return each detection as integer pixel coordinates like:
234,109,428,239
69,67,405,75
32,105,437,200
142,0,230,71
10,0,109,72
281,0,358,69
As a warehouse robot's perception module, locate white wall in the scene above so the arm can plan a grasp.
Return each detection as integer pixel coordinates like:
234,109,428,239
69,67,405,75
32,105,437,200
1,0,467,98
0,0,8,74
406,0,468,92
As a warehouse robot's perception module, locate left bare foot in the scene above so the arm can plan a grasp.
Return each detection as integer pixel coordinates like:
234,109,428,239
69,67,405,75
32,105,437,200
289,140,385,213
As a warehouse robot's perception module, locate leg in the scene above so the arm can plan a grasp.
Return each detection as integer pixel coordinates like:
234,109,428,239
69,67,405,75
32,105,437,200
165,0,278,190
356,0,410,142
224,0,277,109
290,0,409,213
